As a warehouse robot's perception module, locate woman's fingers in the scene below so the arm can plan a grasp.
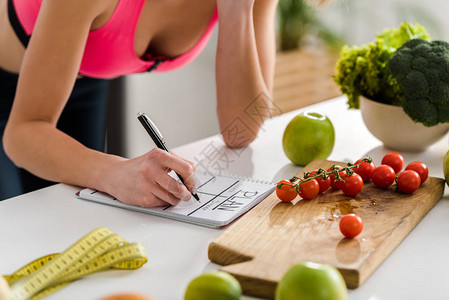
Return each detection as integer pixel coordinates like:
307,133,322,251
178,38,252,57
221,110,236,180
171,151,196,169
139,194,170,208
154,150,197,192
112,148,197,208
171,151,197,188
154,172,191,202
149,183,184,206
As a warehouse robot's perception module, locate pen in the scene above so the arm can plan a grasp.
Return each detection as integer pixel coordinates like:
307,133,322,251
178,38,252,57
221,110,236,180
137,112,200,202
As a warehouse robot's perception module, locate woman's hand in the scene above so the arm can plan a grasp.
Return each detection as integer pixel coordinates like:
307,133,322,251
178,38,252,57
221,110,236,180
104,149,196,207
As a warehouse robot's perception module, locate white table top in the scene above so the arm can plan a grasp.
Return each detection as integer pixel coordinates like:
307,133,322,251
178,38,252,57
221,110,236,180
1,96,448,300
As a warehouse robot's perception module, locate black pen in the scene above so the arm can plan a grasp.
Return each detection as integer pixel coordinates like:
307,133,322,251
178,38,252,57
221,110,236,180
137,112,200,202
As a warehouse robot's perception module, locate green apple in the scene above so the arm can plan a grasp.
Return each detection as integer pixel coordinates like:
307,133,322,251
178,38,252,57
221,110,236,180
276,261,347,300
444,150,449,187
282,112,335,166
184,271,241,300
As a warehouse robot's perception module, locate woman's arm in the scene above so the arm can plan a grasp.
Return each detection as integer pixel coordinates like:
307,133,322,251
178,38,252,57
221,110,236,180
3,0,196,206
253,0,278,93
215,0,278,148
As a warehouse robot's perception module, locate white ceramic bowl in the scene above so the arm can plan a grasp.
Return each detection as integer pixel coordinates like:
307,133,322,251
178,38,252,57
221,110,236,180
360,96,449,152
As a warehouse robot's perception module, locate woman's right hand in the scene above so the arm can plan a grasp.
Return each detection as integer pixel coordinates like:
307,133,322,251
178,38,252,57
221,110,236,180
104,148,197,207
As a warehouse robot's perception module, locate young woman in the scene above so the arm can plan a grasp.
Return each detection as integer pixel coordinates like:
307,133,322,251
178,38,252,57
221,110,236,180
0,0,278,205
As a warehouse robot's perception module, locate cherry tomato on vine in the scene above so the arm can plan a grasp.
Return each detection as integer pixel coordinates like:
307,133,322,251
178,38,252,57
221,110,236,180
381,152,404,173
328,166,346,190
353,159,376,182
405,161,428,184
298,179,320,200
308,170,331,194
339,214,363,239
341,173,363,197
372,165,396,188
397,170,421,194
276,180,297,202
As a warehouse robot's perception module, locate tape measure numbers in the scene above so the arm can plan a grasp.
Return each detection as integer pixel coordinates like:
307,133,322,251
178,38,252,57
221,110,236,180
4,228,148,300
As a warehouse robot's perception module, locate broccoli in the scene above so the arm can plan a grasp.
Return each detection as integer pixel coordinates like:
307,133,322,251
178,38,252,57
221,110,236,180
388,38,449,127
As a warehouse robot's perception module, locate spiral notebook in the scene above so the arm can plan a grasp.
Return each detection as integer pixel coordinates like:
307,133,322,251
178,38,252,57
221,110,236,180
76,172,275,228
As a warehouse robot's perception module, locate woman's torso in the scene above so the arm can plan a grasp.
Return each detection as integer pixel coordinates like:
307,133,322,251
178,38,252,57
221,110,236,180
0,0,216,76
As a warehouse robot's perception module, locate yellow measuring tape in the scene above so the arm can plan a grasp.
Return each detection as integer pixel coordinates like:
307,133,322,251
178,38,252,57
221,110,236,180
3,227,147,300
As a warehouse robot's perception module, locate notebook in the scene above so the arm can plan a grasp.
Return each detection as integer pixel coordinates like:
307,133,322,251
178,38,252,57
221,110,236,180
76,172,275,228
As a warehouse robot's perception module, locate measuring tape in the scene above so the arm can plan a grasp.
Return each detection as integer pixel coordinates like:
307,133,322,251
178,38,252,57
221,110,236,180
3,227,148,300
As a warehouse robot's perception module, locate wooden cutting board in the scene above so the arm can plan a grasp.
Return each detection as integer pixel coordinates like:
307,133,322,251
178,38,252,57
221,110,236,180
208,159,446,299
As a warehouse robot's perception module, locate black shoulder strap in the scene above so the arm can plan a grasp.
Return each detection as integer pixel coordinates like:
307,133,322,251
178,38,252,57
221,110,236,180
8,0,30,47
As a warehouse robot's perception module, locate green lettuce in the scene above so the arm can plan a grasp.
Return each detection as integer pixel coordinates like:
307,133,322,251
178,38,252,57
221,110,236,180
334,23,430,109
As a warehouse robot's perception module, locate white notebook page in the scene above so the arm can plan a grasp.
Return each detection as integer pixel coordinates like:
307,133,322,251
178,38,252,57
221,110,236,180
77,172,275,228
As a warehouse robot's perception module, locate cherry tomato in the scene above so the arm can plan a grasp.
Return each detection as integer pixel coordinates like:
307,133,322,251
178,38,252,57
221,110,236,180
308,170,331,194
339,213,363,239
381,152,404,173
405,161,429,184
276,180,297,202
353,159,376,182
341,173,363,197
298,179,320,200
328,166,347,190
371,165,396,188
397,170,421,194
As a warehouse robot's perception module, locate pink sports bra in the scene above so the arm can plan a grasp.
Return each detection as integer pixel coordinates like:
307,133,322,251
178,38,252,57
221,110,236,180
10,0,218,78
